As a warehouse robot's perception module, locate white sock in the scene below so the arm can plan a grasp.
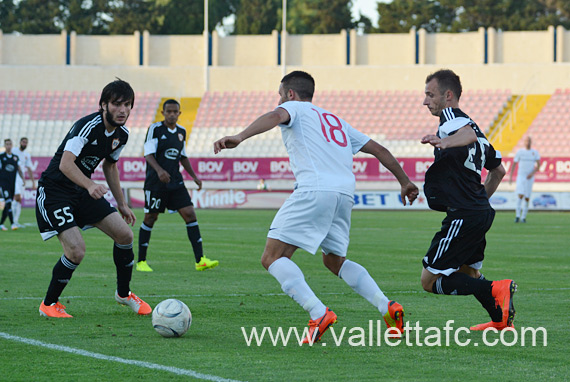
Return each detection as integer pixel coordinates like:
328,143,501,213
515,198,522,218
521,200,529,219
338,259,390,315
268,257,326,320
12,201,21,225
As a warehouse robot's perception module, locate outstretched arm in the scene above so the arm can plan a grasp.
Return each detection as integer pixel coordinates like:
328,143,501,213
360,140,419,205
421,125,477,149
213,108,290,154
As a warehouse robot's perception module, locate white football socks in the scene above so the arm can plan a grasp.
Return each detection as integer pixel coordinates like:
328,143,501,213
268,257,326,320
515,198,522,218
521,200,529,220
12,200,21,225
339,259,389,315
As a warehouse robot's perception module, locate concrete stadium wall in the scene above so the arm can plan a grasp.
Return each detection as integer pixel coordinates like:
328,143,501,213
2,27,570,96
147,34,204,67
2,64,570,97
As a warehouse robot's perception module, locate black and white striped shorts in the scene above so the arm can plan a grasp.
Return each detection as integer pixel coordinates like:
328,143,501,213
422,208,495,276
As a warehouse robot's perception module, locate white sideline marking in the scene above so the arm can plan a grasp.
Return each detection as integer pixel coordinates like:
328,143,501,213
0,332,243,382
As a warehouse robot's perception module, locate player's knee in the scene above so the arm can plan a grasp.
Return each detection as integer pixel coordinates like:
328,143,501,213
116,228,134,245
144,214,158,226
322,253,344,276
261,250,284,270
260,253,273,270
420,276,435,293
66,243,86,263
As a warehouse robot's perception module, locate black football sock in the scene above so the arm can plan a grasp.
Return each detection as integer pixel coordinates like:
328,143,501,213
138,223,153,262
113,242,134,298
186,221,203,263
0,202,12,225
44,254,78,305
432,272,502,322
432,272,493,296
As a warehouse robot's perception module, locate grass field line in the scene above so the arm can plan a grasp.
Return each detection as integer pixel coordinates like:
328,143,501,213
0,332,244,382
2,287,569,301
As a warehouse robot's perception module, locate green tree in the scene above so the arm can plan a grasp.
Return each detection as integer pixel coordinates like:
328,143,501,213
375,0,454,33
0,0,18,33
154,0,236,34
106,0,158,34
10,0,63,34
61,0,110,34
234,0,280,34
446,0,568,32
374,0,570,33
285,0,354,34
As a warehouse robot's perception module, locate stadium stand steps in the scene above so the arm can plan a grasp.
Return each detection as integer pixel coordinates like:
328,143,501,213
491,95,550,155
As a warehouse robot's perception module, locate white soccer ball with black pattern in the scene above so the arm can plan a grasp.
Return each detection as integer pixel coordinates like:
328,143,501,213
152,299,192,338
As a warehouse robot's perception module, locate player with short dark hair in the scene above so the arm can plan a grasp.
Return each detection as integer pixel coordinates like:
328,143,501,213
0,138,24,231
421,69,516,331
136,99,218,272
36,79,151,318
214,71,419,343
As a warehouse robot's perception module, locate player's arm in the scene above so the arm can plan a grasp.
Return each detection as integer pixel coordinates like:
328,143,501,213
527,159,540,179
421,125,477,149
26,166,35,189
509,160,518,184
360,139,419,206
102,159,136,226
145,154,171,183
16,165,25,181
485,164,506,198
213,108,290,153
60,151,107,199
180,157,202,191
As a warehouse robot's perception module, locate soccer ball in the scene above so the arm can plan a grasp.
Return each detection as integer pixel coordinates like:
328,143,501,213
152,299,192,338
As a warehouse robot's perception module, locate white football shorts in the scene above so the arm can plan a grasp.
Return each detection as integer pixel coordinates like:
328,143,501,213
515,175,534,198
267,190,353,256
14,174,25,195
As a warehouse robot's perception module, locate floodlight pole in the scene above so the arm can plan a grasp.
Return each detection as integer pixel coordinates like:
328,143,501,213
281,0,287,77
204,0,210,93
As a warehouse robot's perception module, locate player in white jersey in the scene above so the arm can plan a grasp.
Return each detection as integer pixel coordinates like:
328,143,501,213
509,136,540,223
214,71,419,343
11,137,35,229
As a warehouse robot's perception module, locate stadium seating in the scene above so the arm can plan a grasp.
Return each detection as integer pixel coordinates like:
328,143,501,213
190,89,511,158
0,90,161,156
0,88,519,158
510,88,570,156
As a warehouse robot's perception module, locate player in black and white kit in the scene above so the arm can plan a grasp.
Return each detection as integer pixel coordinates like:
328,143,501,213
420,69,517,331
0,138,24,230
137,99,218,272
36,79,151,318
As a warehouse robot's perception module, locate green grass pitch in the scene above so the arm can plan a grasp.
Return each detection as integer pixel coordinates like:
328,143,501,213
1,208,568,381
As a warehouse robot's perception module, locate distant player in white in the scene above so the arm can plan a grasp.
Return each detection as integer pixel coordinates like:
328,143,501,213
11,137,35,229
214,71,419,343
510,136,540,223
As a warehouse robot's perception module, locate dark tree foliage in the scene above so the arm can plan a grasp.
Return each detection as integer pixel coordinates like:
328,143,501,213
372,0,570,33
1,0,570,35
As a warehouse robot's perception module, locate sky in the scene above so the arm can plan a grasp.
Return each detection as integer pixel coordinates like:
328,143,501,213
351,0,382,28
